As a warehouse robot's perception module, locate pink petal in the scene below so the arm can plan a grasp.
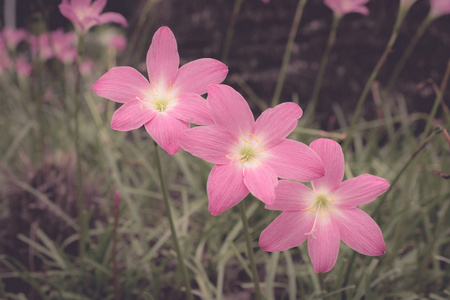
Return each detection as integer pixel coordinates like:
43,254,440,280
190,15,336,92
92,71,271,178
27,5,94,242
207,85,254,136
331,174,390,208
207,164,249,215
310,138,344,193
110,99,156,131
167,93,213,125
266,180,315,211
98,12,128,27
146,26,179,88
93,66,152,103
254,102,303,148
265,139,325,182
336,209,385,256
173,58,228,95
59,3,82,30
179,126,238,164
144,113,189,156
243,164,278,204
90,0,107,14
259,211,313,252
307,218,340,273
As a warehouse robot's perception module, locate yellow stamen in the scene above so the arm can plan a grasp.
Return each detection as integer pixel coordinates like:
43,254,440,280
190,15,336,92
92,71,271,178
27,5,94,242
149,75,159,93
167,81,172,97
143,89,158,96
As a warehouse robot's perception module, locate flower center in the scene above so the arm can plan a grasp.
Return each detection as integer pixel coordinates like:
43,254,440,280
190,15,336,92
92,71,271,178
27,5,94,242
138,78,178,113
302,194,335,238
227,132,266,168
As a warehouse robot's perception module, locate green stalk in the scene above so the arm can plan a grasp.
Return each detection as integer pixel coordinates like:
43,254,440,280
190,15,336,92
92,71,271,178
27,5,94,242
221,0,245,64
306,14,341,123
271,0,308,107
123,0,156,65
342,4,412,153
386,15,434,93
75,33,86,257
423,59,450,139
153,144,194,300
238,199,262,300
373,127,442,221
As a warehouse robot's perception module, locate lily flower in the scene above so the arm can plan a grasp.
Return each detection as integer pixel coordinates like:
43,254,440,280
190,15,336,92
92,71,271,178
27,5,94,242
429,0,450,18
0,27,28,51
94,26,228,155
179,84,325,215
59,0,128,34
324,0,370,17
259,138,389,273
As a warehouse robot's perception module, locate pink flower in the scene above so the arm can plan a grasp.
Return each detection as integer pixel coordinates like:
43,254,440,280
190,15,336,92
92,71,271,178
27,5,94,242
30,29,77,63
30,34,53,61
51,29,77,63
59,0,128,34
324,0,370,16
93,26,228,155
110,34,127,52
179,85,325,215
1,27,28,50
429,0,450,18
259,138,389,273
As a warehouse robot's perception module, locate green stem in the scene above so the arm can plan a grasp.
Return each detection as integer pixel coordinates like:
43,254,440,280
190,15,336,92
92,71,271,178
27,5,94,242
306,14,341,123
423,59,450,139
75,34,86,257
342,4,411,153
271,0,308,107
221,0,245,64
373,127,442,222
238,199,262,300
154,144,194,300
123,0,156,65
386,15,434,93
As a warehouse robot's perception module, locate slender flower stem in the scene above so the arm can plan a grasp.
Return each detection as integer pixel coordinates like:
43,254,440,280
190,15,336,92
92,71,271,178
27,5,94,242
238,199,262,300
306,14,341,123
154,143,194,300
423,59,450,139
386,15,434,93
75,33,86,257
113,191,121,300
342,4,412,153
373,127,442,221
271,0,308,107
221,0,245,64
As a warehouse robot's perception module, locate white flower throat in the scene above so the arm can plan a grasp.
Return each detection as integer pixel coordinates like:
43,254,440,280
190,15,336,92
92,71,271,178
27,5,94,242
137,77,178,112
227,132,266,168
302,193,336,238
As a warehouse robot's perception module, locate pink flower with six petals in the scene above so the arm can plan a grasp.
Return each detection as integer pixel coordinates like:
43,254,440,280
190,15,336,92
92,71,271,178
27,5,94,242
259,138,389,273
59,0,128,34
179,85,325,215
324,0,370,16
93,26,228,155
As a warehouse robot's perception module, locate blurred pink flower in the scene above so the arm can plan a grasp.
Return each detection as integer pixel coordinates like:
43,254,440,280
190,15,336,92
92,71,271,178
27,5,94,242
259,138,389,273
30,29,77,63
1,27,28,50
16,55,33,77
0,43,12,72
94,26,228,155
110,34,127,52
324,0,370,16
80,59,95,75
262,0,270,3
429,0,450,18
179,85,325,215
51,29,77,63
59,0,128,34
30,34,53,61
